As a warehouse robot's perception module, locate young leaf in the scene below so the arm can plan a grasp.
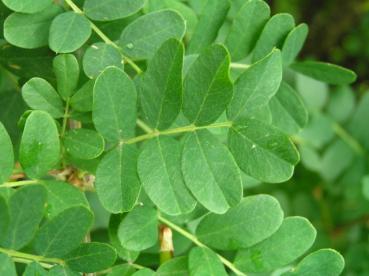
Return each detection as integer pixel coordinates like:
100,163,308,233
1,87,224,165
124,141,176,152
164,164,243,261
93,66,137,143
182,130,242,214
234,216,317,273
43,180,89,218
53,54,80,99
2,185,47,250
84,0,145,21
252,13,295,62
118,206,158,251
70,80,94,112
0,122,14,184
291,61,357,85
196,194,284,250
64,242,117,273
284,249,345,276
188,247,227,276
95,145,141,213
225,0,270,61
157,256,188,276
49,12,92,53
227,49,282,120
64,129,104,160
83,42,123,79
0,196,9,243
183,44,232,125
2,0,52,13
4,5,62,49
281,23,309,66
19,111,60,179
0,253,16,276
269,82,308,135
188,0,230,53
33,206,93,257
23,262,48,276
138,38,183,130
22,77,64,118
138,137,196,216
229,119,299,183
119,10,185,60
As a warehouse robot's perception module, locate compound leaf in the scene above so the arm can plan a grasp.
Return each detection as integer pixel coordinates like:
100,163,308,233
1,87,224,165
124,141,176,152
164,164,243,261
0,122,14,184
53,54,80,99
118,206,158,251
196,194,284,250
64,242,117,273
138,38,183,130
182,130,242,214
49,12,92,53
19,111,60,179
183,44,232,125
138,137,196,216
119,10,185,60
22,77,64,118
95,145,141,213
33,206,93,257
188,247,227,276
93,66,137,143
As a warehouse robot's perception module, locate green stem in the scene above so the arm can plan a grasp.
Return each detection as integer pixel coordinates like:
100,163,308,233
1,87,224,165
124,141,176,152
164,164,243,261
332,123,365,155
0,247,64,268
230,63,250,70
136,119,153,133
0,180,38,188
60,97,71,139
158,215,247,276
123,121,233,145
64,0,143,74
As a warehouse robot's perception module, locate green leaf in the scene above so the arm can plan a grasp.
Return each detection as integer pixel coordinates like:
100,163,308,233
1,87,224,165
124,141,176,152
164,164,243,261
83,42,123,79
23,262,48,276
234,216,317,273
84,0,145,21
132,268,155,276
138,38,183,130
19,110,60,179
269,82,308,135
291,61,357,85
70,80,94,112
284,249,345,276
2,0,52,13
196,194,284,250
188,247,227,276
229,119,299,183
106,264,135,276
327,86,355,123
48,266,80,276
0,253,16,276
157,256,188,276
49,11,92,53
64,129,104,160
227,49,282,120
188,0,230,53
138,137,196,215
281,23,309,66
182,130,242,214
53,54,80,99
93,66,137,143
118,206,158,251
33,206,93,257
252,13,295,62
4,5,62,49
119,10,186,60
2,185,47,250
95,145,141,213
183,44,232,125
22,77,64,118
0,122,14,184
349,93,369,151
43,180,89,218
0,196,9,244
225,0,270,61
64,242,117,273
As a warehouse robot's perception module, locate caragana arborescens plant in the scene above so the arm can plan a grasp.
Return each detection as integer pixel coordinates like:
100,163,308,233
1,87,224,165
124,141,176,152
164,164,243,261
0,0,358,275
